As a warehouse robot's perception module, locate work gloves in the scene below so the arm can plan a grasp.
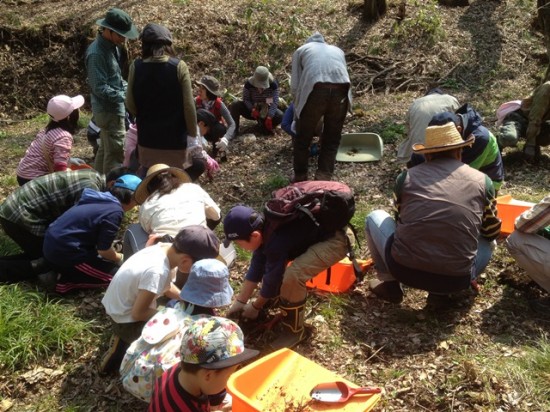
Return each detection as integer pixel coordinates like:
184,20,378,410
215,137,229,151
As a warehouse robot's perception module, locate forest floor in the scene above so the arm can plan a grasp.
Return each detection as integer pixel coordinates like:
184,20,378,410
1,0,550,411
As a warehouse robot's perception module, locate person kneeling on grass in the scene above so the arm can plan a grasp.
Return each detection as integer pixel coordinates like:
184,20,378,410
223,205,349,349
100,225,220,374
148,316,259,412
42,174,142,294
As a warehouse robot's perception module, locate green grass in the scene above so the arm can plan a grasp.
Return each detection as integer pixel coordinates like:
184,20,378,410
504,335,550,407
0,284,95,371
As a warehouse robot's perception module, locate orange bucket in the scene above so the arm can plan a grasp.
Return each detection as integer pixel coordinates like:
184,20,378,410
496,195,534,236
227,348,381,412
305,258,373,293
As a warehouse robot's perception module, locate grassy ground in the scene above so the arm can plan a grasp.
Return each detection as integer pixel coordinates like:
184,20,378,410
1,0,550,411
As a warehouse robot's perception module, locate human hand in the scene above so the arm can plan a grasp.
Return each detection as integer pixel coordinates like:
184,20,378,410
146,233,163,247
251,108,260,120
206,155,220,180
69,157,86,166
264,117,273,132
215,137,229,151
241,302,261,320
226,300,246,318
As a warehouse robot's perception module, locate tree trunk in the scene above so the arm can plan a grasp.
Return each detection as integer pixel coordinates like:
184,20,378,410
438,0,470,6
363,0,387,23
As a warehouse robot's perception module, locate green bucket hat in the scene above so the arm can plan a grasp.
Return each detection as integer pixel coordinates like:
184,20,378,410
96,8,139,40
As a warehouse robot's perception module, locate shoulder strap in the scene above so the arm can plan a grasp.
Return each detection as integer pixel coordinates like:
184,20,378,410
40,133,54,173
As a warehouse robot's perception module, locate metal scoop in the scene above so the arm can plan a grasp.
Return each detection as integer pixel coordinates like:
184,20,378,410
310,381,381,403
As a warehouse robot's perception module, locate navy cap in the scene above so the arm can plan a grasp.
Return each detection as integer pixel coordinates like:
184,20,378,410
222,205,263,247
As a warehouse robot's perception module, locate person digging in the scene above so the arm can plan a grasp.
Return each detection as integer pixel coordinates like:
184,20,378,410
223,205,348,349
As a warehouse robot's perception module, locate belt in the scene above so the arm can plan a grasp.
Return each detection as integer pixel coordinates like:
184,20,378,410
314,82,349,90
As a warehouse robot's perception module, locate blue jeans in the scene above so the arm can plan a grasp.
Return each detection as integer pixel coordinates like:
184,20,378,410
364,210,493,283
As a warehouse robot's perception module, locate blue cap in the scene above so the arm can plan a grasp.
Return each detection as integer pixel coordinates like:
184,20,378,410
180,259,233,308
223,205,263,247
113,174,142,191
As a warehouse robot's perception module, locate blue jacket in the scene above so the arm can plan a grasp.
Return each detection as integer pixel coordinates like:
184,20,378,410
43,188,123,266
456,104,504,189
245,217,328,298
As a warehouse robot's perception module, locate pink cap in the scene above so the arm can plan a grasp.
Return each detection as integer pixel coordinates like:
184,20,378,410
47,95,85,122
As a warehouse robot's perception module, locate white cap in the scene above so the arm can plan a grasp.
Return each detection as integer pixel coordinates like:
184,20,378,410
47,95,85,122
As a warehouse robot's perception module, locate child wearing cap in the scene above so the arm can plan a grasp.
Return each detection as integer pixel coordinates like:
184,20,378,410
42,174,141,294
195,75,235,158
16,94,86,186
223,204,348,349
100,225,220,374
148,316,259,412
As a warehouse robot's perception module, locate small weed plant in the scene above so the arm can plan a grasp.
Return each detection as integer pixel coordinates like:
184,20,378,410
0,284,94,371
392,0,444,48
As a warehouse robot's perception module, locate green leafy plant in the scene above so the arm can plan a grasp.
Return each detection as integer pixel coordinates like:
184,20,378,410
0,284,95,371
392,0,444,48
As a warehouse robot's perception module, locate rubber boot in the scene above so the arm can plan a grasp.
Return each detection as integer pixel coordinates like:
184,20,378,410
99,335,129,375
270,299,306,350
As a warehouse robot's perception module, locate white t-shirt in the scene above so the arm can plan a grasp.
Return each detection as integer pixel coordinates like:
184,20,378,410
102,244,176,323
139,183,221,237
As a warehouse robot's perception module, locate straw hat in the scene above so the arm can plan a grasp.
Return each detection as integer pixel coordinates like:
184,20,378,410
134,164,191,204
412,122,475,154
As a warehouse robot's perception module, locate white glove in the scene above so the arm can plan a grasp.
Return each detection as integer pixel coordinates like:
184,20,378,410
226,300,246,318
69,157,86,166
241,302,260,320
215,137,229,151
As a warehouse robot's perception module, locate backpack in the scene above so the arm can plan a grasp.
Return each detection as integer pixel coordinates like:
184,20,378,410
264,180,355,234
119,306,204,402
264,181,364,280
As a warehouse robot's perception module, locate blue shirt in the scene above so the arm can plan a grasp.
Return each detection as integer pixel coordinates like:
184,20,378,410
43,188,123,265
245,217,327,298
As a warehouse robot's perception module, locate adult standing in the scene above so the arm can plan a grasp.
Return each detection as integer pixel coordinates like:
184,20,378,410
291,32,351,182
86,8,139,174
125,23,200,177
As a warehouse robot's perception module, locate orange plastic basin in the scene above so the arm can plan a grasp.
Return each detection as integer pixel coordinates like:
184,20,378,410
305,258,373,293
227,348,381,411
496,195,535,236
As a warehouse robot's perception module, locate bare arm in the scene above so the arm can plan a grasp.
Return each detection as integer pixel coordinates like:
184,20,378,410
131,289,158,321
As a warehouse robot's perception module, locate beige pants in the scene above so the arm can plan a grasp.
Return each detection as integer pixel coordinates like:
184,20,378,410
506,231,550,293
279,230,349,302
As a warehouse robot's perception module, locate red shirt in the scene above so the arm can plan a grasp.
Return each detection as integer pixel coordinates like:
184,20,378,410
148,365,210,412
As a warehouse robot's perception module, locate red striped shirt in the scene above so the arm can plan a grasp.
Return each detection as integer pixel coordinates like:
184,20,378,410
148,365,210,412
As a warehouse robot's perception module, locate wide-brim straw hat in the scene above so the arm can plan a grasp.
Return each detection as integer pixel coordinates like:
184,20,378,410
134,163,191,204
412,122,475,154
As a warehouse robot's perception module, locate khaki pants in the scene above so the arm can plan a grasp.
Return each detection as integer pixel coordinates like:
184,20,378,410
279,230,349,302
94,112,125,174
506,231,550,294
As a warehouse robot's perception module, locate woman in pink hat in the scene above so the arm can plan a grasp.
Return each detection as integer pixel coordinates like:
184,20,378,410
16,94,86,186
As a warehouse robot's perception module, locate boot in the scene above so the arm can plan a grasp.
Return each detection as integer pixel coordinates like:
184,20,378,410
270,299,306,350
99,335,129,375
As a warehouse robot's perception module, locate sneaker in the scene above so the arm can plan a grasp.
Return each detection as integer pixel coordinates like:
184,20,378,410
99,335,129,375
368,279,404,303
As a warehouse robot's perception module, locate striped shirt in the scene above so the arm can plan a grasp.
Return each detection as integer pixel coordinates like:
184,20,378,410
0,169,105,236
242,79,279,118
148,364,210,412
16,127,73,180
515,195,550,238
